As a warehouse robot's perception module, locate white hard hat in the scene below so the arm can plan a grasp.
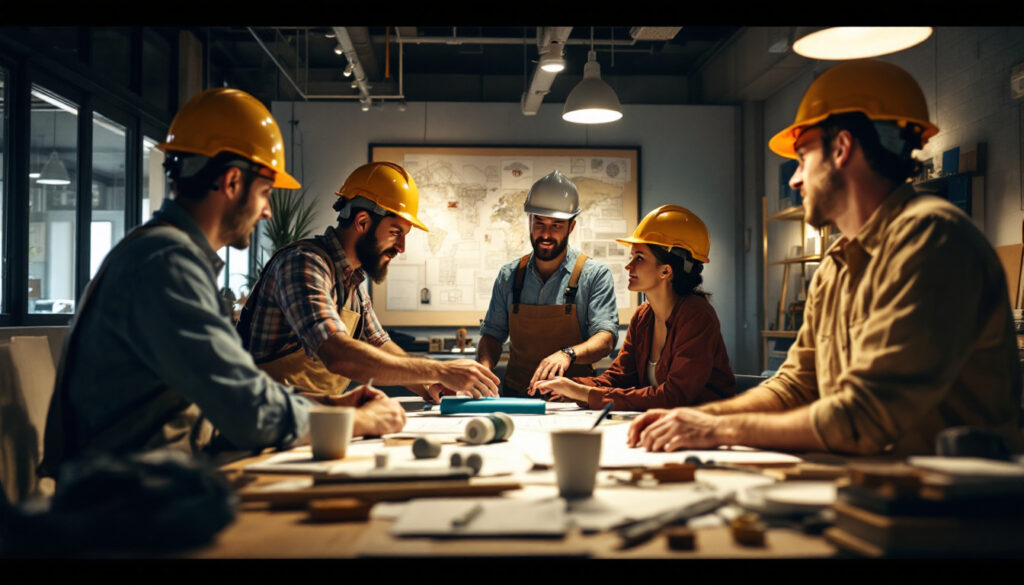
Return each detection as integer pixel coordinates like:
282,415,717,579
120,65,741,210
523,170,580,220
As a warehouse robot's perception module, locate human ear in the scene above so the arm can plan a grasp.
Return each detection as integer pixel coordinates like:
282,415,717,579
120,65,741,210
832,130,854,168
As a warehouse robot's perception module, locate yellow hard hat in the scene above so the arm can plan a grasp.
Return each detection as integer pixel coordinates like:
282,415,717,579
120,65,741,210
335,161,429,232
617,204,710,263
769,60,939,160
156,88,300,189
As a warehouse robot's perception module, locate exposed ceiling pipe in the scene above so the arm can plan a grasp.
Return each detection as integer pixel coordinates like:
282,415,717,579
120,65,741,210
247,27,307,100
521,26,572,116
332,26,372,105
372,34,639,48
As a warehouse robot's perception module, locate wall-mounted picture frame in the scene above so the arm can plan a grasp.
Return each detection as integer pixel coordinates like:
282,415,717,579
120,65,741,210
369,144,641,327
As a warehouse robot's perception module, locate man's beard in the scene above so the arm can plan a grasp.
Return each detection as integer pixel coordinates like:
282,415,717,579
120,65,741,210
356,229,398,284
224,186,255,250
531,234,569,261
803,163,845,230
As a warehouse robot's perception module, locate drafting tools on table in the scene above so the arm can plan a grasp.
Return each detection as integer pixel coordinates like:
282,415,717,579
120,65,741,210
589,402,614,430
450,503,484,528
238,478,522,508
684,455,770,475
390,498,568,538
616,490,734,549
438,396,547,415
313,465,478,484
609,412,641,421
463,412,515,444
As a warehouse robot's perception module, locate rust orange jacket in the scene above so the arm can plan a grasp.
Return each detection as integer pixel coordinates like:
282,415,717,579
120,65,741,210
574,295,736,410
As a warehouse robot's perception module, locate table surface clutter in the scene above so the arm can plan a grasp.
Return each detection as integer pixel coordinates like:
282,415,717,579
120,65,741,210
195,398,1024,559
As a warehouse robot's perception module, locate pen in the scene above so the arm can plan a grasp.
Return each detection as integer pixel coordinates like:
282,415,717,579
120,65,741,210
451,503,484,528
590,402,614,431
616,491,734,549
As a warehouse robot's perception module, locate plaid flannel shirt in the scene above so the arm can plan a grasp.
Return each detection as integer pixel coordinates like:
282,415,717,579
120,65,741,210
242,227,389,363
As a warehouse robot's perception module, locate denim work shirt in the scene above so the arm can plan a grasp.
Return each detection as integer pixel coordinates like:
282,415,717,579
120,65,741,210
58,199,312,456
480,247,619,346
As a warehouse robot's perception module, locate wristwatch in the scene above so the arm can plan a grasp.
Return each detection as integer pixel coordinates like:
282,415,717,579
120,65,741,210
560,346,577,366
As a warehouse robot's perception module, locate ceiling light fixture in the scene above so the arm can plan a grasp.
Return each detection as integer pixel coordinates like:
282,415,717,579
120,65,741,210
793,27,933,60
539,51,566,73
37,111,71,186
562,29,622,125
334,44,344,56
361,99,370,112
343,62,354,77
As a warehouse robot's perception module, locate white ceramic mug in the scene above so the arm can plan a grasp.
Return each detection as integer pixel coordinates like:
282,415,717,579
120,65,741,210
550,429,603,498
308,406,355,460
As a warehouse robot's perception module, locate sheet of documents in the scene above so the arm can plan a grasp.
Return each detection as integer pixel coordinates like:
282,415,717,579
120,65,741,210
509,424,803,468
389,497,568,537
243,439,533,478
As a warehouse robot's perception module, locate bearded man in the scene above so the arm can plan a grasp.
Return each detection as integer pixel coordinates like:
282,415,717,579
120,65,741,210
476,170,618,397
238,162,499,403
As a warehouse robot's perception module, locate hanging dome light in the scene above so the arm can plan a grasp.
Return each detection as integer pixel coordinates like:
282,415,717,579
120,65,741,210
37,150,71,185
793,27,933,60
562,50,622,124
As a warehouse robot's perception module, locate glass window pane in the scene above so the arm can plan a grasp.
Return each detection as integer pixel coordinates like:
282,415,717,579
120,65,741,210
141,135,166,222
90,112,126,279
29,86,78,314
0,68,7,313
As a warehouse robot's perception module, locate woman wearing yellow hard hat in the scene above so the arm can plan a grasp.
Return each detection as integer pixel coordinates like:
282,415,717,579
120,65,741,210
532,204,736,409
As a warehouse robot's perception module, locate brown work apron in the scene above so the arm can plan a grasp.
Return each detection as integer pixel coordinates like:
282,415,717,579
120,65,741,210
238,239,363,398
502,253,595,397
41,223,218,478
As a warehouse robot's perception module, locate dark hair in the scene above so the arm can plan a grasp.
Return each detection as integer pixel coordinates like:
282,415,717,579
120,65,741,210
164,151,261,202
816,111,925,184
336,207,396,231
648,244,709,299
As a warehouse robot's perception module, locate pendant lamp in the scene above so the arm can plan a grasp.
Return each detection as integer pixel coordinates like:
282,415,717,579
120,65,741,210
562,28,622,124
793,27,932,60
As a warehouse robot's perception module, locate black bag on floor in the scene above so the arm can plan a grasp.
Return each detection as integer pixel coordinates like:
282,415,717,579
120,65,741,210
0,449,237,557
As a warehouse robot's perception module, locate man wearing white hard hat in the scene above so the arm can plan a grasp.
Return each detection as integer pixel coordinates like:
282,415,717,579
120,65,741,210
476,170,619,397
629,60,1022,456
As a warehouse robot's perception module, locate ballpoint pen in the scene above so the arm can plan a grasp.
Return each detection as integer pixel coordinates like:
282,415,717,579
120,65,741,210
590,402,614,431
616,490,735,549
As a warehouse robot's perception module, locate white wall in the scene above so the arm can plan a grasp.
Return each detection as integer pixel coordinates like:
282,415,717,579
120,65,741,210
271,100,744,367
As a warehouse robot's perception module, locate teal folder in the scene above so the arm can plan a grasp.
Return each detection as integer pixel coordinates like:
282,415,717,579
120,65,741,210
438,397,547,415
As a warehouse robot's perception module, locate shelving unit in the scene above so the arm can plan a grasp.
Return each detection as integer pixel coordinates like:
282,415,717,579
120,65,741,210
760,197,830,371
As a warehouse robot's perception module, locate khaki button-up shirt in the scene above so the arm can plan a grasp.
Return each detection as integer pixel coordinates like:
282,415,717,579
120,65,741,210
761,184,1023,455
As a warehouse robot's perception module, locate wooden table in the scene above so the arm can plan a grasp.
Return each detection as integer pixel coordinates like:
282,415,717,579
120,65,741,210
190,453,838,559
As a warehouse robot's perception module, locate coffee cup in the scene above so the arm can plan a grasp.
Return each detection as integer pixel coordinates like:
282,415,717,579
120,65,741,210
550,429,603,498
308,406,355,460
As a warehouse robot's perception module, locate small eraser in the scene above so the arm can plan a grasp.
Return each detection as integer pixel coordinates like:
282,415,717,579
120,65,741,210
665,527,695,551
412,436,442,459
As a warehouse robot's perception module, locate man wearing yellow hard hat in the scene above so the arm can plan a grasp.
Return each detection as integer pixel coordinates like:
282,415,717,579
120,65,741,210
476,170,619,397
237,161,500,402
43,88,406,475
629,60,1023,456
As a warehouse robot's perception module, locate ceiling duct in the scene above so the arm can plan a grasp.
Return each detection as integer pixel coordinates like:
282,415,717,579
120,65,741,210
332,27,373,105
521,26,572,116
628,27,682,41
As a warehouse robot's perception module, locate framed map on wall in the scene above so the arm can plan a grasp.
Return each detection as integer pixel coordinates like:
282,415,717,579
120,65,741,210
369,144,640,327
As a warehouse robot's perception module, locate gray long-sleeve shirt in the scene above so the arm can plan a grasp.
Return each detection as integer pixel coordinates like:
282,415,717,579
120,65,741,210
54,199,312,458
